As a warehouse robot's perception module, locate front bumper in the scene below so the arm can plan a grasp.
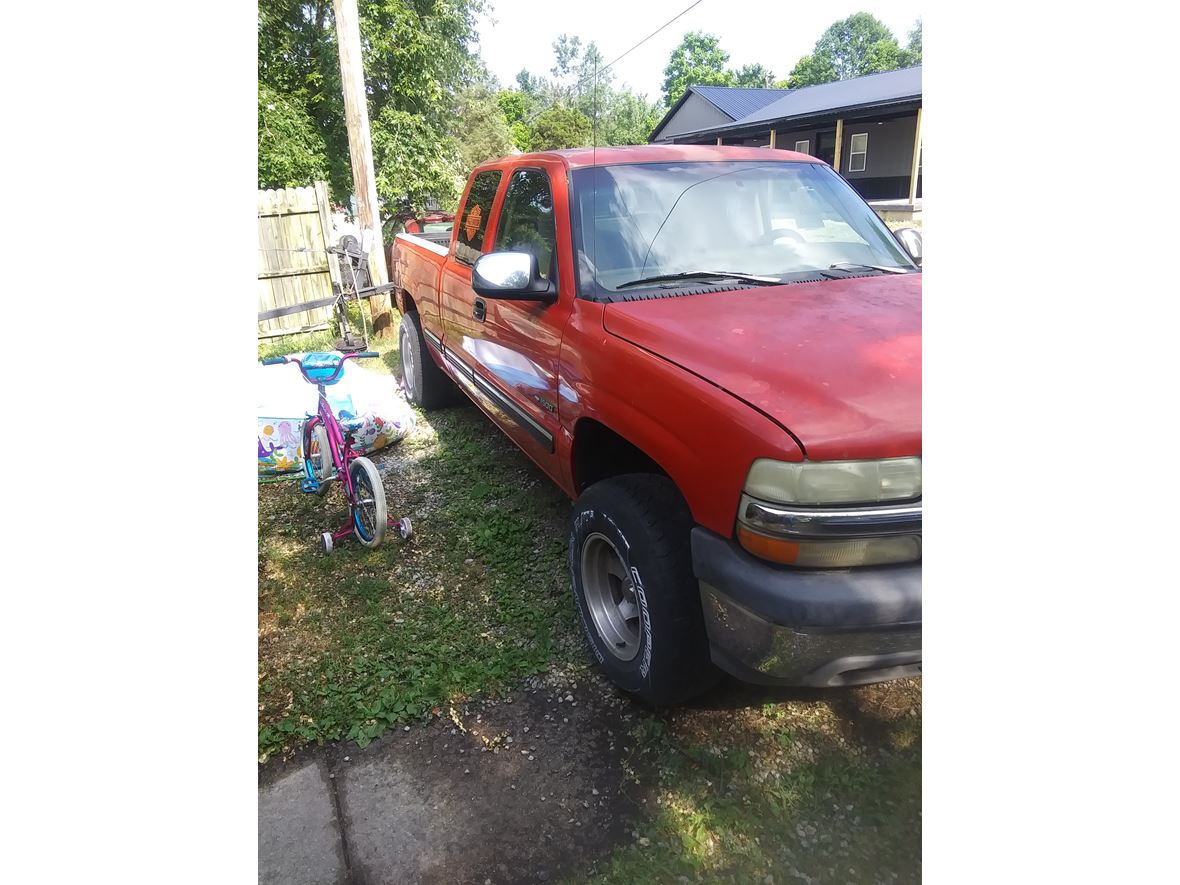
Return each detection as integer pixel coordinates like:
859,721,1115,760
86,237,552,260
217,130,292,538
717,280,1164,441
691,527,921,687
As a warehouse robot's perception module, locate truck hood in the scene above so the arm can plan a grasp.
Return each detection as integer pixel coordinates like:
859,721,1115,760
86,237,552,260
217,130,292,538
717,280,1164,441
602,274,921,461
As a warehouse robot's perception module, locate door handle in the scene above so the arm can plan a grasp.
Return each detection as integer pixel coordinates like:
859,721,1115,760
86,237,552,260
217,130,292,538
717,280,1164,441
472,298,486,322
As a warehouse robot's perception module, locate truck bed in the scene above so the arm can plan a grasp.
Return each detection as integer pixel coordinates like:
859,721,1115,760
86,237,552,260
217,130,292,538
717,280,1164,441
410,228,452,248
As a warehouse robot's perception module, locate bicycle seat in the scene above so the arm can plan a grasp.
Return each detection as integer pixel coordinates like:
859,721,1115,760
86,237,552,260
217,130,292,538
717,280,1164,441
299,351,346,385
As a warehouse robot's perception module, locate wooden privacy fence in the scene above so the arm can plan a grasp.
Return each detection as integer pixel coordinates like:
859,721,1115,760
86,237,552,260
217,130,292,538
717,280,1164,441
257,182,341,338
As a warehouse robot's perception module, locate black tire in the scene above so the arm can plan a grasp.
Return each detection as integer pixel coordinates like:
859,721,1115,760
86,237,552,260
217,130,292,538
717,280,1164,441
348,457,387,549
399,310,459,409
568,474,719,706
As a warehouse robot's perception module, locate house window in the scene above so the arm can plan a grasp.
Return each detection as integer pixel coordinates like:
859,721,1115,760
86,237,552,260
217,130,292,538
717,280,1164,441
849,133,868,173
794,139,810,155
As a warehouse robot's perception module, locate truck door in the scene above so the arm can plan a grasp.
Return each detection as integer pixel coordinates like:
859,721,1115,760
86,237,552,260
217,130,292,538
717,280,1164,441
465,164,573,472
439,168,503,362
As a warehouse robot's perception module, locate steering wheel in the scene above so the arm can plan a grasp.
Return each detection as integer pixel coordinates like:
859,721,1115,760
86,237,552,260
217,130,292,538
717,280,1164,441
757,228,804,245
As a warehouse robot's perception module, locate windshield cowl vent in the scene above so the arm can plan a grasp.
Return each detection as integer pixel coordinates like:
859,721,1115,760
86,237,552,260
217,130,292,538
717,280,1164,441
600,272,877,303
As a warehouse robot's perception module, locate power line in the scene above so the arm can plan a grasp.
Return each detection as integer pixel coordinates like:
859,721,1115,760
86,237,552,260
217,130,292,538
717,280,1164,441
575,0,706,92
601,0,705,76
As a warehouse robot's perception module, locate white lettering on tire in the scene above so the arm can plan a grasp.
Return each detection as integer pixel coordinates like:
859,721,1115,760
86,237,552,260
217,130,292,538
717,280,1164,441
630,566,652,678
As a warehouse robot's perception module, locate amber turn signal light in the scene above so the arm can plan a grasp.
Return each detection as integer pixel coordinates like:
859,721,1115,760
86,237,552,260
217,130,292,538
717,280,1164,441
736,525,801,564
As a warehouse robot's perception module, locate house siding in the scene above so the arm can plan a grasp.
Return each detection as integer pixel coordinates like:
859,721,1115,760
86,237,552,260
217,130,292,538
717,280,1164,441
655,93,734,141
838,116,918,198
776,127,820,155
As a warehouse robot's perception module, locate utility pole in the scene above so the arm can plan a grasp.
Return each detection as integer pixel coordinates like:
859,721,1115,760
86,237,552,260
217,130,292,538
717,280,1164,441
333,0,392,337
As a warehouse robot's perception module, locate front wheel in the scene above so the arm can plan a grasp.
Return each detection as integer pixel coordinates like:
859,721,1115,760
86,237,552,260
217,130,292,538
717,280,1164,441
568,474,719,706
348,457,387,548
302,418,334,496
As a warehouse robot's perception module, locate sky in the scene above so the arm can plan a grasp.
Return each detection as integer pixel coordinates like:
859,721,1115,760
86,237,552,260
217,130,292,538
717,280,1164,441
474,0,922,102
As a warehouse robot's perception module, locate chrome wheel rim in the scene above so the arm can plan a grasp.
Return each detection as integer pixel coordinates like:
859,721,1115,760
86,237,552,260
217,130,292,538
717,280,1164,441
580,533,641,661
401,327,417,399
311,427,330,481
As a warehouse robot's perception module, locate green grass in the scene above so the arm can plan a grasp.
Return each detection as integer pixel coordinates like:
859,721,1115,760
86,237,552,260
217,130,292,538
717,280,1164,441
575,682,922,883
257,299,370,362
257,309,920,876
257,311,581,761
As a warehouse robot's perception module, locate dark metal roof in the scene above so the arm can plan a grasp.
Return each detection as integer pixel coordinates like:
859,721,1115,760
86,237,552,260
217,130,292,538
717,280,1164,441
663,65,922,141
740,65,920,126
691,86,790,120
649,85,788,142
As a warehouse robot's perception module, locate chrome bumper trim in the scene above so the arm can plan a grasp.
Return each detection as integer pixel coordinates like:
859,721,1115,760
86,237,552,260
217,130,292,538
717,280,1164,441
739,494,922,539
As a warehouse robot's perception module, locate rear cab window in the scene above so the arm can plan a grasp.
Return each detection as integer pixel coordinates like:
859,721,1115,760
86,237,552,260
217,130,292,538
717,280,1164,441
454,169,503,266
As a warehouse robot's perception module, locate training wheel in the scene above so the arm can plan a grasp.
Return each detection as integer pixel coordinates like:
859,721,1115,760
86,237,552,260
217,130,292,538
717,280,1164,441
398,517,413,540
321,532,334,554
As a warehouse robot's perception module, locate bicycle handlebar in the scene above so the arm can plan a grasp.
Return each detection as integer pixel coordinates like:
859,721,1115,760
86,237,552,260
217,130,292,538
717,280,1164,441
259,351,379,381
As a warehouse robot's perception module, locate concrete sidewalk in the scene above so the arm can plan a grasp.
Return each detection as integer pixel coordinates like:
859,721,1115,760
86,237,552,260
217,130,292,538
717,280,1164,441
259,673,640,885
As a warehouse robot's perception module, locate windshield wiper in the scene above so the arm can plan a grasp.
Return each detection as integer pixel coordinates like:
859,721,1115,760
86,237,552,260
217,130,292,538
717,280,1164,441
616,270,782,289
828,262,912,275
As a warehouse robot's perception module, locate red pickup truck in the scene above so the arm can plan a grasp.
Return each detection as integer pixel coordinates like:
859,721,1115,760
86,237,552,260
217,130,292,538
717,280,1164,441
391,145,921,704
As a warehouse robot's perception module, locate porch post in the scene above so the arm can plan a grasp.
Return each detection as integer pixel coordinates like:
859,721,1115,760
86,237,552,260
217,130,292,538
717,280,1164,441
769,129,776,148
833,118,844,172
716,137,722,145
908,107,923,203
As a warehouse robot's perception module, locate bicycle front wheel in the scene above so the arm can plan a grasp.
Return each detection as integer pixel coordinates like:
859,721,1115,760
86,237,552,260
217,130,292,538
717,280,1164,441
348,457,387,548
302,418,334,496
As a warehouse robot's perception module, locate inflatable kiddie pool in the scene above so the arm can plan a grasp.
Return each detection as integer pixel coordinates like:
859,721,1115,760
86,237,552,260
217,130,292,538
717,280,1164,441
257,353,415,478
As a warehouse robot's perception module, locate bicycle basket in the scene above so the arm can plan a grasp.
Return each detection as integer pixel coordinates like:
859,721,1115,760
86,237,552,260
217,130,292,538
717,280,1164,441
300,351,346,385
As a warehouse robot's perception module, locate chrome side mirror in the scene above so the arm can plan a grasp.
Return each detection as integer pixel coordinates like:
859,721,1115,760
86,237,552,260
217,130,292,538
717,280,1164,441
471,252,556,302
893,227,922,267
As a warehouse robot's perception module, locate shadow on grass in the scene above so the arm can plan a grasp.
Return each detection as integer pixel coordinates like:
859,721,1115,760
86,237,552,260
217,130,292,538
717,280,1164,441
578,673,922,883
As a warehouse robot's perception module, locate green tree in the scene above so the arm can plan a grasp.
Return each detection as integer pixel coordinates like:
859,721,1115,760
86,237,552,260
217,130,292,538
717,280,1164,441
371,108,458,214
515,68,544,94
661,31,735,107
497,90,534,151
530,106,592,151
258,83,331,187
550,34,583,81
257,1,348,194
597,90,664,145
452,82,519,174
733,63,777,89
500,34,665,149
257,0,485,215
906,19,922,60
574,41,614,120
787,12,913,87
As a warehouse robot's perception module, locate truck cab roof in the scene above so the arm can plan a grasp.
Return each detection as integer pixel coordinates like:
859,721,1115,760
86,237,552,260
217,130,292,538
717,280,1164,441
474,144,821,172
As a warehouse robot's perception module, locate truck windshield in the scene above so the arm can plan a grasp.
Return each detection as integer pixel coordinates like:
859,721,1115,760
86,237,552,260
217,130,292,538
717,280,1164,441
569,161,915,299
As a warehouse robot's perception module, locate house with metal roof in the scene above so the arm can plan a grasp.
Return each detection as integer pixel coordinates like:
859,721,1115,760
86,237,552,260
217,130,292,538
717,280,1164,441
649,85,788,142
650,66,922,210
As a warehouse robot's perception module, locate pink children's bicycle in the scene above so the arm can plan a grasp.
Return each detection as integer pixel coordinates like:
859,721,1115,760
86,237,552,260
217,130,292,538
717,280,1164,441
260,351,412,553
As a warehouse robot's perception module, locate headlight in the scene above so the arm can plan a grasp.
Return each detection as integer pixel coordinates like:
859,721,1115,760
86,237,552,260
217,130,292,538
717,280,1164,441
737,457,922,568
745,457,921,505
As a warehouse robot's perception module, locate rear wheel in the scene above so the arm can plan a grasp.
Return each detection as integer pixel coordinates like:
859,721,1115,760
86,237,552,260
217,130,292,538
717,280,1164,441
568,474,719,706
399,310,459,409
348,457,387,548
